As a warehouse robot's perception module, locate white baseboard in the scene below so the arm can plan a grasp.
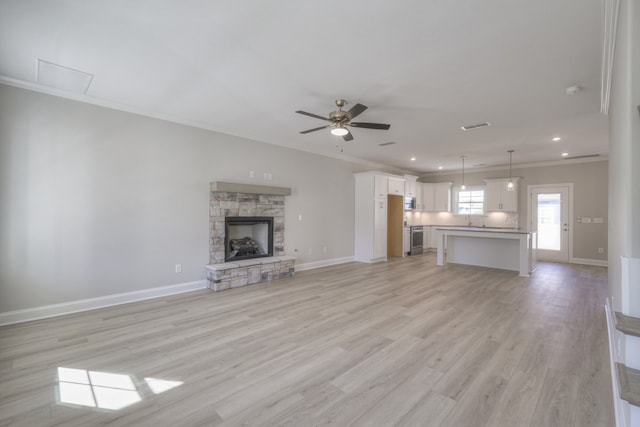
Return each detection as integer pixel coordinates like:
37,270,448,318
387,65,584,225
0,280,208,326
571,257,608,267
295,256,355,271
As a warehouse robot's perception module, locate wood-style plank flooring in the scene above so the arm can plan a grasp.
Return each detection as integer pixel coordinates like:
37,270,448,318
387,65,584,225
0,253,614,426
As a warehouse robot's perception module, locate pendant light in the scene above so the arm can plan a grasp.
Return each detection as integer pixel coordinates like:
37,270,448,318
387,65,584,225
507,149,515,191
460,155,467,190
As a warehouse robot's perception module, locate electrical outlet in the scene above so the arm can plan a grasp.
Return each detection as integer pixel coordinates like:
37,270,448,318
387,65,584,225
323,246,327,254
249,170,255,178
598,248,604,254
175,264,182,273
298,214,302,221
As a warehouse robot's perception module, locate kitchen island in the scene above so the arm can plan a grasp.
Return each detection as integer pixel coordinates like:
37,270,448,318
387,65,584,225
436,227,537,277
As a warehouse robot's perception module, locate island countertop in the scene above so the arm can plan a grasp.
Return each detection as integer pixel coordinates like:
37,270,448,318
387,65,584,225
434,226,531,235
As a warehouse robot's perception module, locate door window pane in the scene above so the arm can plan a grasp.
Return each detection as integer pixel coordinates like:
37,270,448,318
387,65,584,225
537,193,561,250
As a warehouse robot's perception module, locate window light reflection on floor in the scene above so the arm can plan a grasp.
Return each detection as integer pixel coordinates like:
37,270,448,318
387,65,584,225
144,377,184,394
56,367,183,411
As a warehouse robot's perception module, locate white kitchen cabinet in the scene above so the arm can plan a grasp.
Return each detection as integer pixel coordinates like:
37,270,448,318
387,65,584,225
374,175,388,198
428,226,443,250
388,178,405,195
421,182,451,212
404,175,418,198
484,178,519,212
373,198,387,259
422,184,435,211
403,227,410,255
354,172,390,263
422,226,429,250
434,182,452,212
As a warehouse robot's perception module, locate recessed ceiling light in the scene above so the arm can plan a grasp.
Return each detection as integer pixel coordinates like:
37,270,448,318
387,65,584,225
438,166,443,170
552,137,561,141
562,152,569,157
410,156,416,161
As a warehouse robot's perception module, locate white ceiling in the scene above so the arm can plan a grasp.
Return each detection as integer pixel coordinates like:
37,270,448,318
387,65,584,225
0,0,608,174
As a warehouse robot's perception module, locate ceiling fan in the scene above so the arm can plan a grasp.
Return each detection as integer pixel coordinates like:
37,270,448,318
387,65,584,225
296,99,391,141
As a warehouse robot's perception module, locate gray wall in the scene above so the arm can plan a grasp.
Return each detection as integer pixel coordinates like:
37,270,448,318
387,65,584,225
0,84,387,313
422,160,609,261
608,0,640,311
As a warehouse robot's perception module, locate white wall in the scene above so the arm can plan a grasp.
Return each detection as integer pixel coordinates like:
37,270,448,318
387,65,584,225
0,84,392,313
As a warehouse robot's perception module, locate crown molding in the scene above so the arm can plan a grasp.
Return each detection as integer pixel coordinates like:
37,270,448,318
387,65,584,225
420,156,608,178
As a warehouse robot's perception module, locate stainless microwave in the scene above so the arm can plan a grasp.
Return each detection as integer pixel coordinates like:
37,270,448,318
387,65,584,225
404,196,416,211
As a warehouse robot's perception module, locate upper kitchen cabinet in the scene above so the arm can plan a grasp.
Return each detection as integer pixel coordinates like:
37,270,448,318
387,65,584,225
484,178,519,212
421,182,452,212
374,174,388,198
422,183,435,211
403,175,418,198
388,177,405,196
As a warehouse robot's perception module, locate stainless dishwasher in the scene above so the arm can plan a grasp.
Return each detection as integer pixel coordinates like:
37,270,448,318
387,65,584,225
410,226,424,255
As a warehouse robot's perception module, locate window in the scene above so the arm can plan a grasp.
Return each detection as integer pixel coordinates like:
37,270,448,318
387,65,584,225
456,187,485,215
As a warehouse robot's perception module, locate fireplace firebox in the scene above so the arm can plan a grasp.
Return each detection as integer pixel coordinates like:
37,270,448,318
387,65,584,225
225,217,274,262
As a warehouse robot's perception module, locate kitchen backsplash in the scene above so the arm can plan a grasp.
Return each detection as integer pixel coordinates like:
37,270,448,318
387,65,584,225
405,211,519,229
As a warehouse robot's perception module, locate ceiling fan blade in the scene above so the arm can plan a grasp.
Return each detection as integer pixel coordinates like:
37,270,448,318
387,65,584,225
346,103,367,120
295,110,331,121
350,122,391,130
343,130,354,141
300,125,331,134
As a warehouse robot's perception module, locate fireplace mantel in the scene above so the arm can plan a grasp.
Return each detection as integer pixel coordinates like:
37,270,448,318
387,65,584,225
210,182,291,196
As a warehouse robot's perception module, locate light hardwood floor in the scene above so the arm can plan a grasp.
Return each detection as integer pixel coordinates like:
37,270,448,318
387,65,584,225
0,253,614,426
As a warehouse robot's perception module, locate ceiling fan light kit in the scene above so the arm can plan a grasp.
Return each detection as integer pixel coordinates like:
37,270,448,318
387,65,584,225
296,99,390,142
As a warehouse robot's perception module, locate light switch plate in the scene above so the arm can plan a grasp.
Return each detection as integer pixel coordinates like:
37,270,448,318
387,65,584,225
593,217,604,223
582,217,592,223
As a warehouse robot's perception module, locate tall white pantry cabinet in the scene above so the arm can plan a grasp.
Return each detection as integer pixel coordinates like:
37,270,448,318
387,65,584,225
354,172,389,262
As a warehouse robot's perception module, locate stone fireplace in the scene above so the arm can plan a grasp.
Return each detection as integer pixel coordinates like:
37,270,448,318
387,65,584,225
206,182,294,291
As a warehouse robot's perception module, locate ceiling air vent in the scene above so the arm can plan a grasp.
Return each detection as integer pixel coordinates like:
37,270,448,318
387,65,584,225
378,141,396,146
37,59,94,94
461,122,490,131
563,154,600,160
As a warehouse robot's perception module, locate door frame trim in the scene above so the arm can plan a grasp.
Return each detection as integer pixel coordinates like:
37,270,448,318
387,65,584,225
527,183,574,262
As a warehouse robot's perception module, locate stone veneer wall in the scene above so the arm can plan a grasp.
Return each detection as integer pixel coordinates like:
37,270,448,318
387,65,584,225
209,192,285,264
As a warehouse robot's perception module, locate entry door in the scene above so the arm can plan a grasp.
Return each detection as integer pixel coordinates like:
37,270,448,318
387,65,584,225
530,186,570,262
